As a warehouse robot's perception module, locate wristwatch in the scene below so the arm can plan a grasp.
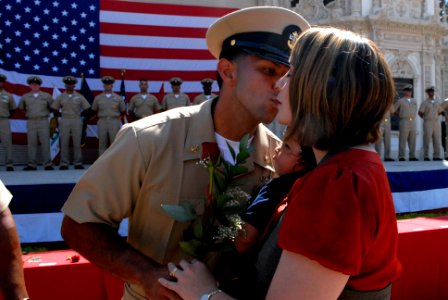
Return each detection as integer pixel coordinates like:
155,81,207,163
200,288,222,300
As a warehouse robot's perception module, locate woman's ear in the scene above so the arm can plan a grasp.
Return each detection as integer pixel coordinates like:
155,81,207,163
217,58,236,86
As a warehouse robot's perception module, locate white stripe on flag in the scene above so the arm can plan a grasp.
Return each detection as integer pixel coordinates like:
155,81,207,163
100,11,216,28
100,56,217,71
100,34,208,49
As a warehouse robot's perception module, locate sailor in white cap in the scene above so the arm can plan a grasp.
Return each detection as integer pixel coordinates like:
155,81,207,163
419,86,443,160
394,84,419,161
51,76,91,170
91,76,126,156
19,75,54,170
161,77,190,111
60,7,310,300
0,74,16,171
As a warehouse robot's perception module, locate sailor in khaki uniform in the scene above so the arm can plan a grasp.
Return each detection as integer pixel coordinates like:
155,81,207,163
61,7,310,300
0,75,17,171
18,76,54,171
51,76,91,170
419,86,443,161
161,77,190,111
394,84,418,161
375,106,395,161
91,76,126,156
192,78,218,105
128,79,161,120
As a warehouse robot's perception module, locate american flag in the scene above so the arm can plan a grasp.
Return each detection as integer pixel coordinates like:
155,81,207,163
0,0,236,140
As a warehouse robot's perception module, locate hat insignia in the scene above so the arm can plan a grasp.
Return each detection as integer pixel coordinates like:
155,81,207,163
287,31,300,50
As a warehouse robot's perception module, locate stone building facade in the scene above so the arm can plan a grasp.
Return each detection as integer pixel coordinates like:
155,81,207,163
263,0,448,155
157,0,448,155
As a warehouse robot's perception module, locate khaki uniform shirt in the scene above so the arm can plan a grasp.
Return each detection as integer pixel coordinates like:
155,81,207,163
19,91,53,118
419,98,443,120
394,97,418,120
0,90,16,118
51,92,91,118
62,99,280,299
92,92,125,118
161,93,190,110
0,180,12,213
128,93,161,118
192,93,218,105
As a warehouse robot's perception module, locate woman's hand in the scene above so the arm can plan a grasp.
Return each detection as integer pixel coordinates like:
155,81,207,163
158,259,219,300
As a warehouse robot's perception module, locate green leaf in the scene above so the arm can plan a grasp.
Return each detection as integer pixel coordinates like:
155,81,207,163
239,133,250,152
179,240,202,257
193,218,203,239
160,203,197,222
235,151,250,164
227,141,236,161
213,171,226,194
229,165,248,177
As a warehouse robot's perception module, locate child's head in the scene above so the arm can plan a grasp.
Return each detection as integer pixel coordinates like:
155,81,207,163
273,136,316,176
285,27,395,151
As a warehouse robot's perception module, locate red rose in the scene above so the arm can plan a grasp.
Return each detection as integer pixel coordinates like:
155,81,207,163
201,142,220,165
67,254,80,263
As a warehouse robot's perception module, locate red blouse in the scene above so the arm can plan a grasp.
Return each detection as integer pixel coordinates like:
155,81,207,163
278,149,402,291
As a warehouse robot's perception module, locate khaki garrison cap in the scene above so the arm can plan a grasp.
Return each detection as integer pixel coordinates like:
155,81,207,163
403,84,413,91
0,74,6,82
101,76,115,84
170,77,183,85
63,76,78,85
27,75,43,85
425,86,434,92
206,6,310,66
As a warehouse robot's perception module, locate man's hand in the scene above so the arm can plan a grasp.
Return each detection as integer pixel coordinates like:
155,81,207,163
61,216,182,300
142,265,182,300
0,208,29,299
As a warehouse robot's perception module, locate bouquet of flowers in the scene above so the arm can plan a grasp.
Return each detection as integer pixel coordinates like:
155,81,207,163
161,134,254,261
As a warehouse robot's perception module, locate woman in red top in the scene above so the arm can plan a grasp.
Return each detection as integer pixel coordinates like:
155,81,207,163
159,27,402,300
269,27,402,299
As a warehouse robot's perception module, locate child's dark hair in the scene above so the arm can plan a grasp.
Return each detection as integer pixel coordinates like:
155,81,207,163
298,145,317,172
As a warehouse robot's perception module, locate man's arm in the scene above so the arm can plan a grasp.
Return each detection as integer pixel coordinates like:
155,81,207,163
0,208,28,300
418,110,424,118
61,215,181,299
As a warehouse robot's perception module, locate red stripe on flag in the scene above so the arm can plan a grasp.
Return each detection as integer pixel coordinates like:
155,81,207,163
99,69,217,82
100,46,214,60
100,23,208,38
100,0,236,17
4,82,54,97
11,133,27,145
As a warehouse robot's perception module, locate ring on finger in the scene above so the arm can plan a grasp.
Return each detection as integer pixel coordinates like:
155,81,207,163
169,266,179,278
